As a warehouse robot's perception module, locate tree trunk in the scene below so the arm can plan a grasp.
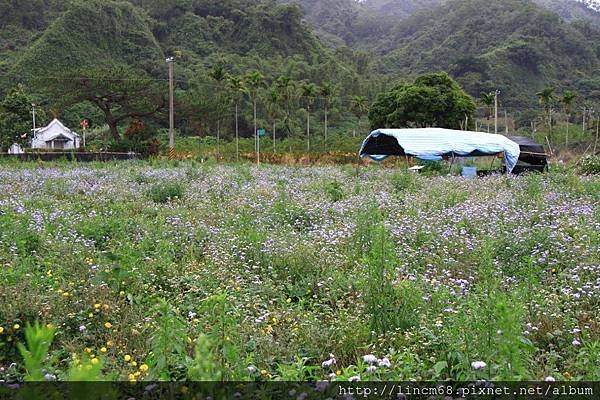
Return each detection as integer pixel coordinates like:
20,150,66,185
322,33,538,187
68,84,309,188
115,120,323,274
235,103,239,162
324,106,328,142
254,98,258,163
566,116,569,147
108,121,120,141
306,107,310,154
216,120,220,160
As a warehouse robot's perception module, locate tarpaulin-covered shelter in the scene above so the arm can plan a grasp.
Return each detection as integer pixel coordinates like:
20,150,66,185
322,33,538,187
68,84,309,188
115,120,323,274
506,136,548,174
359,128,521,173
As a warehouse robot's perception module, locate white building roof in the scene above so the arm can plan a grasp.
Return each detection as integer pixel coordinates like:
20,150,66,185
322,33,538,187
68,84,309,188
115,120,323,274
34,119,81,139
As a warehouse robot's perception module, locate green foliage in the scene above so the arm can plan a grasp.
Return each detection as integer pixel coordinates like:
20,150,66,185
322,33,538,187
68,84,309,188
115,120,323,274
0,85,45,151
147,182,185,203
578,155,600,175
16,322,55,381
147,299,187,380
369,72,476,129
323,179,344,202
390,171,418,193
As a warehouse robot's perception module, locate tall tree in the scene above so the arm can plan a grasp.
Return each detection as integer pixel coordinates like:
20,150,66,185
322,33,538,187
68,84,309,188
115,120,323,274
350,95,369,137
300,81,318,154
209,64,227,159
46,65,165,142
369,73,476,130
244,71,265,162
226,75,247,161
0,85,45,151
561,91,577,147
275,76,296,138
479,92,495,133
319,82,336,143
536,86,556,132
265,86,280,154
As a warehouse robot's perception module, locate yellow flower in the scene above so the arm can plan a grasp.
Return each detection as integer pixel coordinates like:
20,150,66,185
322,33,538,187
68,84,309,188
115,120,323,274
13,324,20,330
124,355,131,362
134,371,141,377
130,361,137,367
260,369,268,375
62,292,70,297
103,304,109,311
0,327,4,334
104,322,112,329
106,340,113,347
286,298,292,303
90,358,99,365
139,364,149,373
336,370,341,376
46,323,54,329
84,347,92,353
100,347,107,353
94,303,101,309
88,313,93,318
128,373,135,381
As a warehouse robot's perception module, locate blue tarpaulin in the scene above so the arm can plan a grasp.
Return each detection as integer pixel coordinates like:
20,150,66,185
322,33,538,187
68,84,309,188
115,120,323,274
359,128,521,173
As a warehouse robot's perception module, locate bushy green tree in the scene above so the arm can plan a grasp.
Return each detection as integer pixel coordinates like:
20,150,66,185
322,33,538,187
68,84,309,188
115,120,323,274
368,72,476,130
46,64,165,142
0,85,45,151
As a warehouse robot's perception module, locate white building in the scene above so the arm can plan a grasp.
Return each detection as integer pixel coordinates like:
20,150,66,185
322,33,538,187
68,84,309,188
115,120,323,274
32,119,81,150
8,143,24,154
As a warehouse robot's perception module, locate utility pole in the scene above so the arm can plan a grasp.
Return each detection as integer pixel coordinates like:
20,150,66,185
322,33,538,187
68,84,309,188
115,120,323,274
166,57,175,160
31,103,37,137
595,113,599,154
494,90,500,134
504,110,508,134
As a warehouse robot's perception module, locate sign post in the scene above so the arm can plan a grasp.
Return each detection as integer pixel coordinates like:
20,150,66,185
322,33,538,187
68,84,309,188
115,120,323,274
79,119,89,148
257,128,266,164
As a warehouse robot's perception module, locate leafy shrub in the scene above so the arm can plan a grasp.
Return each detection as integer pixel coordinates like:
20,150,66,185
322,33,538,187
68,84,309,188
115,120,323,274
578,155,600,175
390,171,418,193
324,179,344,202
147,182,184,203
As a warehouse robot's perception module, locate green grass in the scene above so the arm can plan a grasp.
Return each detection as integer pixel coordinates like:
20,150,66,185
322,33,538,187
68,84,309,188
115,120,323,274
0,161,598,384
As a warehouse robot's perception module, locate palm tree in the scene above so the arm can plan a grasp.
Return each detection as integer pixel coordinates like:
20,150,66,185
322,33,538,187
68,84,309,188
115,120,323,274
300,81,318,154
209,64,227,159
479,92,495,133
319,82,337,143
225,75,247,162
561,91,577,146
265,86,280,154
275,76,296,138
350,95,369,137
244,71,265,162
536,86,556,131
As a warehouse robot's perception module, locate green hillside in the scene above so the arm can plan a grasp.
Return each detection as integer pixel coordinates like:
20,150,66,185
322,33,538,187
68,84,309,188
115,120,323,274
375,0,599,109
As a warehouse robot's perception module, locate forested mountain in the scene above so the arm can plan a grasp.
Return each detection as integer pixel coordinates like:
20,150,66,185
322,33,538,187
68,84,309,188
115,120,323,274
0,0,599,140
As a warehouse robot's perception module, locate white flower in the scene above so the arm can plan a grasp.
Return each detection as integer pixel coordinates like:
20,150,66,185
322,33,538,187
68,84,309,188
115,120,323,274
471,361,487,370
545,376,555,382
363,354,377,364
367,365,377,373
44,373,56,381
349,375,361,382
378,357,391,368
322,354,336,368
572,339,581,346
79,325,86,332
247,365,257,373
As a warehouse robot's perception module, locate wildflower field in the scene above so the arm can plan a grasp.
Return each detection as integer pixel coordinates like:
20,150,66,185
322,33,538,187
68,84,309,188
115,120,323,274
0,161,598,382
